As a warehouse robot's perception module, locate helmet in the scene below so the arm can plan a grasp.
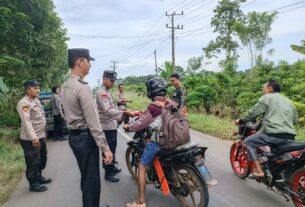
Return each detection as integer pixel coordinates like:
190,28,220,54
146,76,167,99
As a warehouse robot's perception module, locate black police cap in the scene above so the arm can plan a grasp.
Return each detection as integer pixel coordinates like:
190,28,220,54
103,70,117,81
68,48,95,62
24,80,41,88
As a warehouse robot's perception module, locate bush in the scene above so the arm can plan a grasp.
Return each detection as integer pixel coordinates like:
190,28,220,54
0,127,20,142
293,101,305,126
0,111,20,127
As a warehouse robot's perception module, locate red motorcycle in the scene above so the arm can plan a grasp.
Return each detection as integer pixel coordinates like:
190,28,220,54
230,122,305,206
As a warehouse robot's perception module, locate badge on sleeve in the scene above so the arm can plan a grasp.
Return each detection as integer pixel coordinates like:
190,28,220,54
22,106,29,112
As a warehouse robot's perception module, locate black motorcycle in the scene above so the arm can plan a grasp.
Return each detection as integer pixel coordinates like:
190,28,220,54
125,126,214,207
230,122,305,206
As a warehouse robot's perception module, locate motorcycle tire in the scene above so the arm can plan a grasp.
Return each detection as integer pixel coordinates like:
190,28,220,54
175,164,209,207
125,146,141,180
230,142,251,179
290,167,305,207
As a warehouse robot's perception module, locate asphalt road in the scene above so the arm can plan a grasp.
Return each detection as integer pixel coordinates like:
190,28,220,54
4,129,293,207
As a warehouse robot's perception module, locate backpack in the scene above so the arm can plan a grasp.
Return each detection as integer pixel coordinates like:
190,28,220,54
155,101,190,149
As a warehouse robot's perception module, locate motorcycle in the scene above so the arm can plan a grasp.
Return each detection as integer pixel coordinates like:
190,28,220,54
125,124,215,207
230,122,305,206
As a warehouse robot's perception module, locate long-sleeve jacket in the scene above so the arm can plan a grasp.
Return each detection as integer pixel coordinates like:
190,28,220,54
51,93,63,115
241,93,298,135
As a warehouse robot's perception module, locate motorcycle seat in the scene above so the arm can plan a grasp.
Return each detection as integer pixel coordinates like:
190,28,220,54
158,141,198,158
175,141,198,151
275,142,305,154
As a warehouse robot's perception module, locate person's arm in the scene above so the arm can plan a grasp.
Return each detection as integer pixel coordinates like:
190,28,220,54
240,96,268,123
17,101,41,148
97,90,124,121
55,95,64,115
293,105,299,125
128,110,155,132
79,86,110,152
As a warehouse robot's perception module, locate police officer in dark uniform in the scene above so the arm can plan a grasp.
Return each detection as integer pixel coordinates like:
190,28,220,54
96,71,134,182
61,48,112,207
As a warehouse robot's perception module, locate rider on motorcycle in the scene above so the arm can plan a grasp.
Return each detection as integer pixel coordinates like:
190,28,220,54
235,80,299,177
124,76,169,207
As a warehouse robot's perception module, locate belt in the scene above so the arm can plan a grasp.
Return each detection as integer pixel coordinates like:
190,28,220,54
68,128,90,136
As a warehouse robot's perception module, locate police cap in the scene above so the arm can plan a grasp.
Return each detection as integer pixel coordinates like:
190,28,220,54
24,80,41,88
103,70,117,81
68,48,95,62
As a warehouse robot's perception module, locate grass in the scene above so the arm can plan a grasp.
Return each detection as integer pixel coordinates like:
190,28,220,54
125,90,305,141
0,138,24,207
188,113,237,140
124,91,151,111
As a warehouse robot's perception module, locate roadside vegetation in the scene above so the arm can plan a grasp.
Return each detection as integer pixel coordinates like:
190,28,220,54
126,91,305,141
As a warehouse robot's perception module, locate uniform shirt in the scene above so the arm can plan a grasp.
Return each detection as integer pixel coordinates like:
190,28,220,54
241,93,298,135
61,74,109,152
96,85,124,130
51,93,63,115
171,85,187,109
116,91,127,105
17,96,46,141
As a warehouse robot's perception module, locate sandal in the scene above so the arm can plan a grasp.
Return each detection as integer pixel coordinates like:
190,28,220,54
126,201,146,207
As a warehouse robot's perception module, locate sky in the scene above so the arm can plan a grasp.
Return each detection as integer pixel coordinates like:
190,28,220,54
52,0,305,87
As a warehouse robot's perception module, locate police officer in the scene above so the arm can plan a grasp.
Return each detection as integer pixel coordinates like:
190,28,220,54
51,86,65,141
17,80,52,192
96,71,134,182
61,48,112,207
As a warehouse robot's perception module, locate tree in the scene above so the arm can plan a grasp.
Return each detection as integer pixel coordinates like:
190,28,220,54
203,0,245,73
0,0,68,90
234,11,277,69
158,61,173,81
187,56,203,75
291,38,305,55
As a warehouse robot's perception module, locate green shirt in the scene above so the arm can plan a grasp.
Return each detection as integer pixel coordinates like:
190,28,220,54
241,93,298,135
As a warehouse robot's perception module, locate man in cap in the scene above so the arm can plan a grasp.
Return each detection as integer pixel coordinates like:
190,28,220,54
96,70,135,182
17,80,52,192
116,83,132,126
61,48,112,207
50,86,65,141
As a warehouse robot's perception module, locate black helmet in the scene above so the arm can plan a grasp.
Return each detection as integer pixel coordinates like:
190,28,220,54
146,76,167,99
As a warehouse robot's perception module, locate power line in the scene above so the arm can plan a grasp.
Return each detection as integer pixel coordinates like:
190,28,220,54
267,0,305,13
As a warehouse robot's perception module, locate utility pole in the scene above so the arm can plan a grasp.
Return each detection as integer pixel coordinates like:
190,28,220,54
154,50,158,75
96,79,100,86
110,60,118,72
166,11,183,72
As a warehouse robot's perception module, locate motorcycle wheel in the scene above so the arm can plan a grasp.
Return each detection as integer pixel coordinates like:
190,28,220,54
230,142,251,179
175,165,209,207
290,167,305,207
125,146,141,180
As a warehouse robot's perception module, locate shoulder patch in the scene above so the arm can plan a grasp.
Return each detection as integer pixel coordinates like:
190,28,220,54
22,106,29,113
78,79,88,84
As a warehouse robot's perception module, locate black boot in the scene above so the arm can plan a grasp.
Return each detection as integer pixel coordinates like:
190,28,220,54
29,181,48,192
105,173,119,182
113,161,121,174
37,176,52,184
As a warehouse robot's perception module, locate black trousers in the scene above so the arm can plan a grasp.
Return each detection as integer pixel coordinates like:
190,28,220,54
69,131,100,207
20,138,47,184
103,130,117,175
244,133,293,161
54,115,64,139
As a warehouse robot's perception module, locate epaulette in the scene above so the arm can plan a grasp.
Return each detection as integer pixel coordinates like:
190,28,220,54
78,79,88,84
